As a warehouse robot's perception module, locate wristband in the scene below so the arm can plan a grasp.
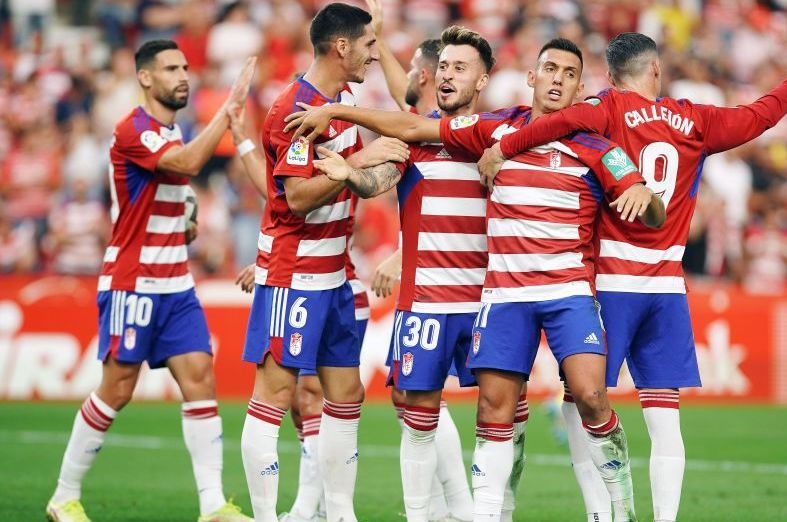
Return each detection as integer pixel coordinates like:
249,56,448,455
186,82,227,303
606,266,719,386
237,139,255,157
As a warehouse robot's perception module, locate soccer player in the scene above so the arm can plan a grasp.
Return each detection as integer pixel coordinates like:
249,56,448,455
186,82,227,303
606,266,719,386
45,40,255,522
475,33,787,522
284,38,662,522
238,4,406,522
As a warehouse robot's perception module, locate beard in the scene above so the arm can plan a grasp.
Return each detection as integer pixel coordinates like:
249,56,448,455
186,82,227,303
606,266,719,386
405,85,420,107
437,90,474,113
157,88,188,111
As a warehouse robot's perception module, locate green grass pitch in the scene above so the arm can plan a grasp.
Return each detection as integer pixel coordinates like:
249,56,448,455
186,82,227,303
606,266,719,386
1,401,785,521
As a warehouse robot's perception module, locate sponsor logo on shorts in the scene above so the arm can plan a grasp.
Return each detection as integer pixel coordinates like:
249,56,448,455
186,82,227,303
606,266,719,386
123,327,136,349
287,137,309,165
261,462,279,476
550,150,561,169
450,114,479,130
584,332,600,345
402,352,414,376
470,464,485,476
289,332,303,356
473,331,481,355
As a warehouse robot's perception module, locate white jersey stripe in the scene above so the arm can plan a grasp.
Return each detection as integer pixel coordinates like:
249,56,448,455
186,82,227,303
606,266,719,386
305,199,352,224
411,301,482,314
98,275,112,292
491,186,579,209
414,161,480,180
487,252,584,273
421,197,486,217
296,236,347,257
316,126,358,156
135,274,194,294
415,267,486,286
139,246,188,265
481,281,593,303
487,218,579,240
154,184,187,203
417,232,487,252
146,215,185,234
500,159,589,178
103,246,119,263
349,278,365,295
355,306,370,321
290,268,346,291
599,240,685,264
258,233,274,253
595,274,686,294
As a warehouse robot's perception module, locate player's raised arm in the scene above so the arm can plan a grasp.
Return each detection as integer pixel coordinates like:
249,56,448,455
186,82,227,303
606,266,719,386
284,102,441,143
228,106,267,199
157,56,256,176
313,147,403,198
699,79,787,155
365,0,409,110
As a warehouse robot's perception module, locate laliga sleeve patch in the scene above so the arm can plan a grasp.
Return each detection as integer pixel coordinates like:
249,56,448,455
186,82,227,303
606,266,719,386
140,130,167,153
287,137,310,166
584,98,602,106
602,147,638,180
450,114,479,130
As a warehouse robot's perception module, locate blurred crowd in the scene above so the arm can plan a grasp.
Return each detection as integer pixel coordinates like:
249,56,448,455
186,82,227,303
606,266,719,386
0,0,784,293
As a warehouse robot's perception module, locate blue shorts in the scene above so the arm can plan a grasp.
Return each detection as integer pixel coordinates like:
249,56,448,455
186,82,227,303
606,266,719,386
470,296,606,375
599,291,700,389
299,319,368,377
243,283,360,371
387,310,477,391
97,289,212,369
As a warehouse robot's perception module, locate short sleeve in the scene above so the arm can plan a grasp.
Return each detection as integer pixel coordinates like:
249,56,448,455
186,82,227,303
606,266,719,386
115,124,181,173
438,113,503,158
268,114,315,179
567,133,645,199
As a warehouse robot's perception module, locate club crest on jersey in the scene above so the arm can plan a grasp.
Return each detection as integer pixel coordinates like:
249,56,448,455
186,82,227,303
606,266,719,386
123,327,136,350
287,137,309,166
450,114,479,130
473,331,481,355
140,130,167,153
602,147,637,180
549,150,561,169
402,352,414,376
289,332,303,356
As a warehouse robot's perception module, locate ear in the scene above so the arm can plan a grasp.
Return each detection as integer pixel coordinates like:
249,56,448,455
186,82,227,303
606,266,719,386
576,80,584,100
335,37,349,59
652,59,661,79
476,73,489,92
418,68,428,87
527,70,535,88
606,70,616,87
137,69,152,89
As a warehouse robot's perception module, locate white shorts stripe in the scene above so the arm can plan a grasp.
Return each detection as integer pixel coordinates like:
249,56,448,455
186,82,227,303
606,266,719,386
279,288,289,336
110,291,117,335
421,197,487,217
490,186,579,209
598,240,685,264
487,252,584,273
417,232,487,252
269,288,278,337
487,218,579,240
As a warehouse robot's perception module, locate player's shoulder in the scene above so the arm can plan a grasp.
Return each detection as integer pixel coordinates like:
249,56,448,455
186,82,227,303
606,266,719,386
114,106,147,138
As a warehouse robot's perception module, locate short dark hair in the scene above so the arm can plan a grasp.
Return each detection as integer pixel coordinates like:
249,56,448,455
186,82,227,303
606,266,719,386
417,39,441,74
135,40,179,71
440,25,495,73
606,32,658,82
538,38,583,68
310,3,373,56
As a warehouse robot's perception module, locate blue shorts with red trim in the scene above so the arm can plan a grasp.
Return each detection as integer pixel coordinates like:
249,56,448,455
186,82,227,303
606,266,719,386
242,283,360,371
97,289,212,369
298,319,368,377
470,296,606,376
599,291,700,389
387,310,477,391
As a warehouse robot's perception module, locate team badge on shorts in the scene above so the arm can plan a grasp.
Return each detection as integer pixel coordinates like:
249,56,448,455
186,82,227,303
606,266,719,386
473,331,481,355
402,352,414,376
124,327,136,350
289,332,303,356
550,150,561,169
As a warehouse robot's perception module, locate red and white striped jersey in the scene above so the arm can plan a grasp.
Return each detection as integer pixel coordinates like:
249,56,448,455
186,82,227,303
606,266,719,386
99,106,192,294
345,198,370,320
440,107,645,303
257,78,362,290
397,111,487,313
499,83,787,293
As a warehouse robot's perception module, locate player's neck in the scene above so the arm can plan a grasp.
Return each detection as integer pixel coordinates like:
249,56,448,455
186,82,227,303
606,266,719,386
617,78,658,101
416,90,437,116
302,62,346,101
142,98,177,126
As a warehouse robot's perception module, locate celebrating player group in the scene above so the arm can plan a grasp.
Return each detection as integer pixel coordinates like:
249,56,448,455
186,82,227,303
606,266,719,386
45,1,786,522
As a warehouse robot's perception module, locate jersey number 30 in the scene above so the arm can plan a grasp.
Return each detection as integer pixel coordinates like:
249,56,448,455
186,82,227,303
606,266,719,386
639,141,678,210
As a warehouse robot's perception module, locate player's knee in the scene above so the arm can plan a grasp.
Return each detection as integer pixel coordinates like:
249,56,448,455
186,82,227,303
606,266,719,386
179,366,216,401
477,390,509,424
574,387,610,422
100,382,135,411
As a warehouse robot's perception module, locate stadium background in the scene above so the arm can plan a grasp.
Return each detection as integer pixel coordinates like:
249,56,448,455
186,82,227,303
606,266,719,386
0,0,785,520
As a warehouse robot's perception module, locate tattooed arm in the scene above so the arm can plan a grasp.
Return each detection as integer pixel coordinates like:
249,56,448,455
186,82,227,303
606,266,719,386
313,146,402,198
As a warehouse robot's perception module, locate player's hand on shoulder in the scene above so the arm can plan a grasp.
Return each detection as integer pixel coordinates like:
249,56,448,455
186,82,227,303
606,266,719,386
372,249,402,298
283,102,332,142
351,137,409,168
235,263,256,293
313,146,352,181
610,183,656,224
478,142,505,190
